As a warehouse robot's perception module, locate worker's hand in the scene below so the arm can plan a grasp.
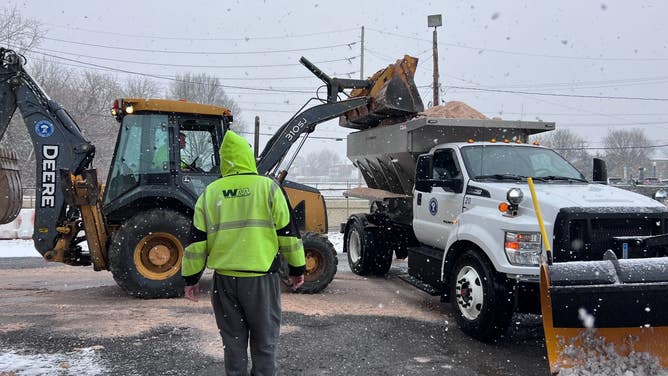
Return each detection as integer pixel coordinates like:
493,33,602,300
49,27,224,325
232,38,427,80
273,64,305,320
288,275,304,292
184,284,199,302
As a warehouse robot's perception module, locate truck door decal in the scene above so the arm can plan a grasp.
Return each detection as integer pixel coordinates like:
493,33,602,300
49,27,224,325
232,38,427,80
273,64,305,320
429,197,438,215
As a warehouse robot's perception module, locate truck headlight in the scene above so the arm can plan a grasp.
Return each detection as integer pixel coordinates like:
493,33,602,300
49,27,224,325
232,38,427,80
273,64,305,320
504,231,542,266
506,188,524,205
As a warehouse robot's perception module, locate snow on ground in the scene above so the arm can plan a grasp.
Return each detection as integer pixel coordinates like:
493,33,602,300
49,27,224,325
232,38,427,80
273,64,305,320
0,239,41,257
0,346,107,375
0,232,345,258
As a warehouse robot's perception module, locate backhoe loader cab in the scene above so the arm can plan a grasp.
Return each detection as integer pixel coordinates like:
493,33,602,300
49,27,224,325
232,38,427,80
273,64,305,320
105,98,231,215
99,98,232,297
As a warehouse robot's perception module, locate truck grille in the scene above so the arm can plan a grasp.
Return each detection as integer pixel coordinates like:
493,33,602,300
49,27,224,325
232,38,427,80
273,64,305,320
552,207,668,261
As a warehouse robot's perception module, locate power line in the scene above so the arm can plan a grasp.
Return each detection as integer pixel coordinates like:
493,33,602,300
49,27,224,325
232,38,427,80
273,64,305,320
366,28,668,62
29,45,359,69
42,36,358,55
446,85,668,102
25,52,358,82
44,23,359,41
21,48,315,94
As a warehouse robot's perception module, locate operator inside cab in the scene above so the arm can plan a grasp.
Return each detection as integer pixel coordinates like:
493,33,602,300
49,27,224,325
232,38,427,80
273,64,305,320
178,132,190,171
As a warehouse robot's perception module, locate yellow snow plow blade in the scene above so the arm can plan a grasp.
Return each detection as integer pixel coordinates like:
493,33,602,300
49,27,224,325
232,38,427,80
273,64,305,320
540,262,668,374
0,147,22,224
527,177,668,374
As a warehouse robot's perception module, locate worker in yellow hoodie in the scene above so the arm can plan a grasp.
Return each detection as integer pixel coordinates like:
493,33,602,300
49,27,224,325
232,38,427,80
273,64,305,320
182,130,305,376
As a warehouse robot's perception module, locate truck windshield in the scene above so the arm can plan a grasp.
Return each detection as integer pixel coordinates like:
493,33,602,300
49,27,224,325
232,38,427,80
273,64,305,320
460,145,586,181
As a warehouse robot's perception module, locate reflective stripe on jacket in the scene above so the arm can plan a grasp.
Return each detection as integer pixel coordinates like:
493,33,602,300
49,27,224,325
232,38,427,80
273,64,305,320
182,130,305,279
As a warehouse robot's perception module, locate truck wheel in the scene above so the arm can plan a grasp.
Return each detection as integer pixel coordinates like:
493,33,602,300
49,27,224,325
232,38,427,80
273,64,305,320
108,209,188,298
344,216,391,276
280,232,337,294
450,250,513,342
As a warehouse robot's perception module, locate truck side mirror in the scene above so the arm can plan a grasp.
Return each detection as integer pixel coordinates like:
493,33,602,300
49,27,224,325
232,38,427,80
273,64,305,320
593,158,607,184
434,178,464,194
415,179,433,193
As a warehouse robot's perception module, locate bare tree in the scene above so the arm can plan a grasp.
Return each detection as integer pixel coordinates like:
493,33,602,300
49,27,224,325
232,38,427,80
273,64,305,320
0,6,44,53
4,58,123,185
532,129,592,178
293,149,347,180
124,76,162,98
169,72,246,132
602,128,651,180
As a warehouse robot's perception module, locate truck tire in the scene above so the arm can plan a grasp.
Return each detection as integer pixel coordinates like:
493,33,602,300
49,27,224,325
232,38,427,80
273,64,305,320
108,209,188,298
450,250,513,342
344,216,392,276
280,232,337,294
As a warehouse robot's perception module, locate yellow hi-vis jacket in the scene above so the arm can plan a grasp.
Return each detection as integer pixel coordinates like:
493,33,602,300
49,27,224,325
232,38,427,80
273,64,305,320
181,130,305,284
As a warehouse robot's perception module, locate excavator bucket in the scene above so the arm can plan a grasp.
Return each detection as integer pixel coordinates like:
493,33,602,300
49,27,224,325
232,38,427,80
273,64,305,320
540,258,668,374
0,147,22,224
340,55,424,129
527,177,668,374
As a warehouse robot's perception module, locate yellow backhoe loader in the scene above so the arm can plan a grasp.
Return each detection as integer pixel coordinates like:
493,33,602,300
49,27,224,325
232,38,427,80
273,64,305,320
0,47,423,299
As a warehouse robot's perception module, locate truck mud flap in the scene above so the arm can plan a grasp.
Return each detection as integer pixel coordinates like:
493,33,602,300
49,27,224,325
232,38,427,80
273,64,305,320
0,147,22,224
540,256,668,374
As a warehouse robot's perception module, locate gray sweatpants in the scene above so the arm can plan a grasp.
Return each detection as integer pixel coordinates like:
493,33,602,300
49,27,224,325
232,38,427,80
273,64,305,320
211,272,281,376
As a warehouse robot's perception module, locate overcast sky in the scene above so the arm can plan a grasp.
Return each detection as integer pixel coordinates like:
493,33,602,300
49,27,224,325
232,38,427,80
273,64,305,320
5,0,668,159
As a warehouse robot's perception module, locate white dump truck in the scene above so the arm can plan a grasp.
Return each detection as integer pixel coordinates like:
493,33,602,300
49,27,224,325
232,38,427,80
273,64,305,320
341,116,668,341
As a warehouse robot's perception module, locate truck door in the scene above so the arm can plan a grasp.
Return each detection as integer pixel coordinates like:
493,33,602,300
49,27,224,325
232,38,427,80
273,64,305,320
413,148,464,249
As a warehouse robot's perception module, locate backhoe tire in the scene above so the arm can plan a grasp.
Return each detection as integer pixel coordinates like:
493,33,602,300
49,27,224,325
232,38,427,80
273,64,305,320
109,209,188,298
344,216,392,276
450,249,514,342
280,232,337,294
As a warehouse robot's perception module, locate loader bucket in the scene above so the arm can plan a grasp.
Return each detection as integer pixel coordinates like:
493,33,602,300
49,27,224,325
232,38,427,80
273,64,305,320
540,256,668,374
0,147,22,224
340,55,424,129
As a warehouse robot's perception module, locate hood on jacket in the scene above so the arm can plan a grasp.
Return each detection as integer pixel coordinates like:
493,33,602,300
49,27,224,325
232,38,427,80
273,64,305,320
219,130,258,176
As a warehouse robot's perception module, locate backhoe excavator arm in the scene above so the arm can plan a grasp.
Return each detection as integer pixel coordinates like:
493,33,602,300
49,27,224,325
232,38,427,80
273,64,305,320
0,48,96,261
256,97,368,176
256,55,422,178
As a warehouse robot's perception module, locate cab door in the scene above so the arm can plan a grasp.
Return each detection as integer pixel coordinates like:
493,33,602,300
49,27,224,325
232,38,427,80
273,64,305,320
175,117,226,199
413,148,465,249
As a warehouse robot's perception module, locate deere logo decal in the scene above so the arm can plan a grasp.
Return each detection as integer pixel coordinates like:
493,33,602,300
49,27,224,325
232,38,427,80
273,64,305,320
222,187,251,198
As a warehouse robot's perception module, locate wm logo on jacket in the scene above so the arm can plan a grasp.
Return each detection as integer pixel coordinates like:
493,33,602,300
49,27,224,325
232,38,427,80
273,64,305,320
221,187,251,198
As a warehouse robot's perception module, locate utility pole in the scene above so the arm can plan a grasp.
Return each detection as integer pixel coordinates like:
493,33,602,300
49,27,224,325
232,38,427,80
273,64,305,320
428,14,442,107
358,25,365,187
360,26,365,80
254,116,260,159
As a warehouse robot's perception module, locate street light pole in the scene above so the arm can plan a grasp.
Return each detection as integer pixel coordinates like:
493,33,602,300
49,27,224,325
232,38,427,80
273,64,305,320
428,14,442,107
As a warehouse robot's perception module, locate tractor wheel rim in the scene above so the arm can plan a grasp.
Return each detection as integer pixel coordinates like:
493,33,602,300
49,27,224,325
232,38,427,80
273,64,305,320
148,245,171,267
455,266,484,321
133,232,183,280
304,249,324,281
349,229,361,264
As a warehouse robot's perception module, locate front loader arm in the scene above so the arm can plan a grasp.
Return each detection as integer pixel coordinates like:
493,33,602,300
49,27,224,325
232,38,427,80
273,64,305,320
256,97,368,175
0,48,96,261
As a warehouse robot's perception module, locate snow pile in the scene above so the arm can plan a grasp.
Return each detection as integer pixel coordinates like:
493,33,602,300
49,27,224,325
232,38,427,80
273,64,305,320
0,209,34,240
0,239,40,257
556,327,666,376
0,346,107,375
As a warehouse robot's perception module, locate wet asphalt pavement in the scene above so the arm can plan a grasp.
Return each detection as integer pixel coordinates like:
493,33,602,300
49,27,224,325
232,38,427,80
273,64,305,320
0,255,550,375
